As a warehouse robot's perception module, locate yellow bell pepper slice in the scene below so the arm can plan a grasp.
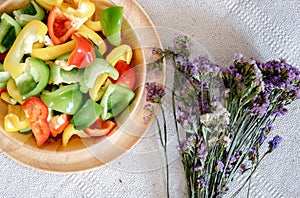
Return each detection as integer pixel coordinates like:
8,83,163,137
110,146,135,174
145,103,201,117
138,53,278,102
88,45,132,101
6,78,24,104
77,25,107,55
61,0,95,18
4,105,30,132
3,20,47,79
1,92,17,105
84,19,102,32
105,44,133,67
89,77,111,101
31,40,76,61
35,0,63,11
62,124,89,146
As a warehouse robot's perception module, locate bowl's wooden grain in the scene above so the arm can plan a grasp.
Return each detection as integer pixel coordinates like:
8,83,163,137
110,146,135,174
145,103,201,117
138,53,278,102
0,0,164,172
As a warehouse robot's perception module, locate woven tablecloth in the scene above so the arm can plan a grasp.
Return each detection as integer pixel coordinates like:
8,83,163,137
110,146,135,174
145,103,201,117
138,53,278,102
0,0,299,197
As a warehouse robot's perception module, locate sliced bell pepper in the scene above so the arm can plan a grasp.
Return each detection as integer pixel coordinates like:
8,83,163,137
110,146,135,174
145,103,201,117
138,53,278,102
84,19,102,32
100,6,123,46
84,118,116,136
4,105,30,132
88,45,132,101
13,0,45,27
41,84,83,115
15,57,50,100
6,78,23,104
51,59,84,85
105,44,133,67
0,87,7,94
77,25,107,55
79,58,119,93
0,71,10,88
110,60,136,90
0,52,7,61
31,40,76,61
1,92,17,105
47,6,86,45
22,97,50,146
60,0,95,18
35,0,63,11
3,20,47,79
50,113,71,137
0,13,22,53
71,99,103,130
62,124,90,146
67,33,96,68
88,76,111,102
100,83,135,120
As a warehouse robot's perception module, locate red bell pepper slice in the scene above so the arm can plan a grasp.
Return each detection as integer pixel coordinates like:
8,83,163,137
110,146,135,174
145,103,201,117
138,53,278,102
110,60,136,90
50,113,72,137
22,97,50,146
47,6,77,45
83,117,116,136
0,87,7,94
0,52,7,61
67,33,96,68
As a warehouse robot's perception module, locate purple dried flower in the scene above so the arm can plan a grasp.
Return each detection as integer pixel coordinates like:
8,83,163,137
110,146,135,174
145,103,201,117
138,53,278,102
268,135,283,152
259,134,265,144
197,178,208,189
215,160,224,172
145,82,165,103
248,147,256,162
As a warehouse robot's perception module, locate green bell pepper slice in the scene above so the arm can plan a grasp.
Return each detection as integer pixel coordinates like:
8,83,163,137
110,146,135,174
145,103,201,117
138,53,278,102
71,99,103,130
0,13,22,53
52,53,84,85
79,58,119,93
100,83,135,120
100,6,123,46
15,57,50,100
41,84,83,115
13,0,45,27
0,63,11,88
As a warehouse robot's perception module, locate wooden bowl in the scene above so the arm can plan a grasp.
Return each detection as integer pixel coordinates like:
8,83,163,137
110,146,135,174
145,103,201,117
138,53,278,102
0,0,164,172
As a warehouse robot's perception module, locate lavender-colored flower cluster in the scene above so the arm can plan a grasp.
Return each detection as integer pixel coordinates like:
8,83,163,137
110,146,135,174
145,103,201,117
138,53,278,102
145,82,165,103
251,60,300,118
268,135,283,152
174,55,222,133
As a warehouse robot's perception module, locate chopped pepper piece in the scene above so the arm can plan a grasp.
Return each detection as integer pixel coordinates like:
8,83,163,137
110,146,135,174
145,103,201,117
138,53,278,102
51,58,84,85
15,57,50,100
13,0,45,27
100,84,135,120
50,113,71,137
100,6,123,46
67,33,96,68
60,0,95,18
62,124,89,146
31,40,76,61
4,105,30,132
41,84,83,115
71,99,103,130
3,20,47,79
79,58,119,93
78,25,107,55
35,0,63,11
22,97,51,146
84,118,116,137
6,78,23,104
0,13,22,53
47,6,86,45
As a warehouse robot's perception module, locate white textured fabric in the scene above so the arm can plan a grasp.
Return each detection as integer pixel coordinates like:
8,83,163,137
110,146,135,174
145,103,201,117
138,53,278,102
0,0,299,197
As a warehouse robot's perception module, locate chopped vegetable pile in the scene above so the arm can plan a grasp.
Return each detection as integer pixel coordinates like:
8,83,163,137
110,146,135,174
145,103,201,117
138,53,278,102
0,0,137,147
